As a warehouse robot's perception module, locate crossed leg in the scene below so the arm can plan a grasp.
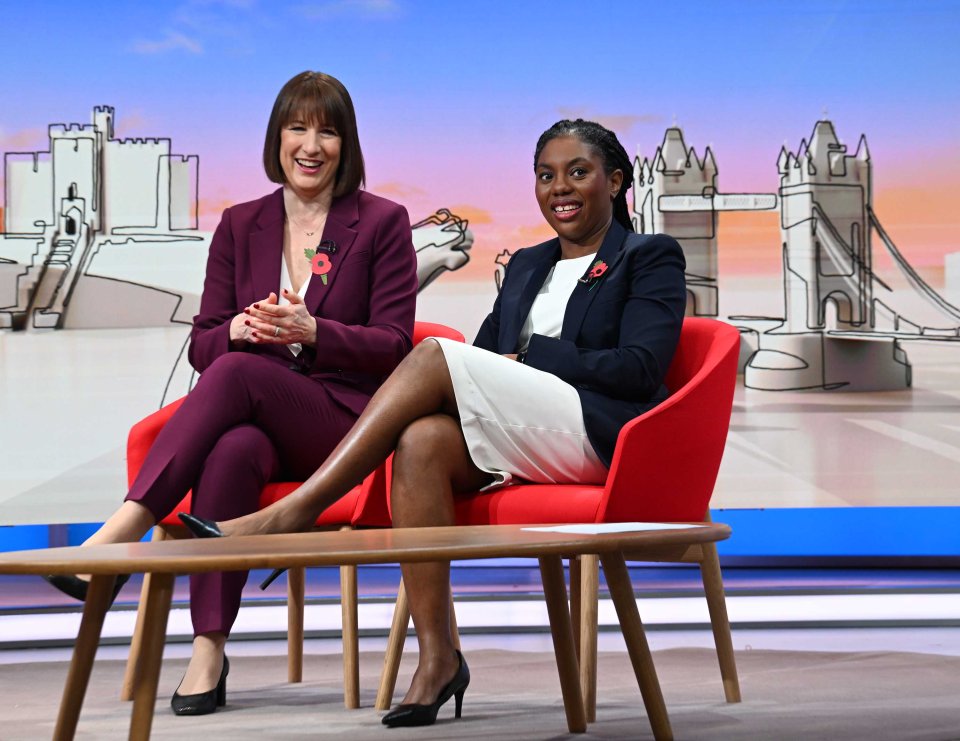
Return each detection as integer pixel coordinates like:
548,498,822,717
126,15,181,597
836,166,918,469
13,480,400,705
390,413,490,704
215,340,494,704
219,339,489,536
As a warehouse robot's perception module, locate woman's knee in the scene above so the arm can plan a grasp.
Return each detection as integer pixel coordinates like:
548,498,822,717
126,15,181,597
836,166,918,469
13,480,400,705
394,415,460,470
391,415,486,525
191,426,278,518
206,425,278,482
401,337,447,374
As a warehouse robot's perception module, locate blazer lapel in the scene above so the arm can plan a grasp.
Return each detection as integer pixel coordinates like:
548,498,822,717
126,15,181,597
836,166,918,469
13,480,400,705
303,190,360,316
501,239,559,353
560,221,628,341
247,189,285,304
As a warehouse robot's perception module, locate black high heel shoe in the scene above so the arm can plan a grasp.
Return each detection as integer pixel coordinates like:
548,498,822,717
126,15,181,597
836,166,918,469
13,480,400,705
178,513,224,539
382,650,470,727
171,655,229,716
43,573,130,605
179,514,284,589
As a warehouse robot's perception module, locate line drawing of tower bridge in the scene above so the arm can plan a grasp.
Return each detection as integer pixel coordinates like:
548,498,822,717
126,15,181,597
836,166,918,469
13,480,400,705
0,106,474,334
633,120,960,391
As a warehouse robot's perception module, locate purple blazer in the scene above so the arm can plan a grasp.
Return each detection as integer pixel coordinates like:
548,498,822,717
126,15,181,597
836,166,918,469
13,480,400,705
188,187,418,417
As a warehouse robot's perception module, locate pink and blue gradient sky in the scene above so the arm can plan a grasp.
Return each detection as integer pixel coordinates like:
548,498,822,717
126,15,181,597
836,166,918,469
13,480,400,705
1,0,957,275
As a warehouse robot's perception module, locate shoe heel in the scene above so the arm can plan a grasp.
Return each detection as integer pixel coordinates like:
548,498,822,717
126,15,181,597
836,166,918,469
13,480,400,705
259,568,286,590
218,655,230,707
454,688,465,719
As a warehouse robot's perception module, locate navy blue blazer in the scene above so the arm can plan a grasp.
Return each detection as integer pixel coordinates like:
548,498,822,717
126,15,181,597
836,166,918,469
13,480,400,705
473,221,686,467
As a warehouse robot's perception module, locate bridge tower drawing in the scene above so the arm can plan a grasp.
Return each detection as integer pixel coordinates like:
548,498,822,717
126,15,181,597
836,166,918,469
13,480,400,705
634,129,719,316
634,121,960,391
779,121,873,332
633,127,776,318
744,120,960,391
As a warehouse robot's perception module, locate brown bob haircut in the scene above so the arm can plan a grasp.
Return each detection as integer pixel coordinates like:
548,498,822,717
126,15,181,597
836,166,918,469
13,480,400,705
262,71,365,197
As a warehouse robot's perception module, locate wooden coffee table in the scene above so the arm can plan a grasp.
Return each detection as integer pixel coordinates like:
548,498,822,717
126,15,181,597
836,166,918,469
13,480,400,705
0,522,730,741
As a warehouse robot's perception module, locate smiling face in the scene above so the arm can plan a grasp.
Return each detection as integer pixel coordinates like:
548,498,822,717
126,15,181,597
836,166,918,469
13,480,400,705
535,135,623,253
279,115,342,201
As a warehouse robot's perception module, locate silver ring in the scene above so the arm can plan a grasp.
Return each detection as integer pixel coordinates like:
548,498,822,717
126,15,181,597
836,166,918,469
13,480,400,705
274,326,281,337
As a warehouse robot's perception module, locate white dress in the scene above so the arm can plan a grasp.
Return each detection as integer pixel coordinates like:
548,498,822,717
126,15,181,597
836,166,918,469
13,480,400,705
432,253,608,489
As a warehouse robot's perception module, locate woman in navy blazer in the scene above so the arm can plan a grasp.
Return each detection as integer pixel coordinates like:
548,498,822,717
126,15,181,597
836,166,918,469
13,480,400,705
44,71,418,714
181,119,686,725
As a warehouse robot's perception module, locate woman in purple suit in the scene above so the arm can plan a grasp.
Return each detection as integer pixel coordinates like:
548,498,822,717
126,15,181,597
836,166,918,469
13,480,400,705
44,71,418,715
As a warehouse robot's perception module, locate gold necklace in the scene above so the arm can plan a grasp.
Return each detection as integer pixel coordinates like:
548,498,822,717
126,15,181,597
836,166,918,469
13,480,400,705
287,211,326,237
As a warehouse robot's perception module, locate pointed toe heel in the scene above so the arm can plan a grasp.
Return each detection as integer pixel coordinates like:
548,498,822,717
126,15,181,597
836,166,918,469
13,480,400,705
178,513,224,539
171,655,229,716
43,573,130,606
382,650,470,728
178,513,282,589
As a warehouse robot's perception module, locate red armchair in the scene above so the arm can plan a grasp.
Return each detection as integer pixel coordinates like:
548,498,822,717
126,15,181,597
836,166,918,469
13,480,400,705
120,320,465,708
375,317,742,718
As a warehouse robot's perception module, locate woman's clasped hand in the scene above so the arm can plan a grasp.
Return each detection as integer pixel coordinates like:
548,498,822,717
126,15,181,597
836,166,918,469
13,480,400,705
233,290,319,346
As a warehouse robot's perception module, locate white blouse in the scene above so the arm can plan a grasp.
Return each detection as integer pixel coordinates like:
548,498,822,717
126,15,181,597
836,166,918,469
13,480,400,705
279,254,311,357
517,252,596,352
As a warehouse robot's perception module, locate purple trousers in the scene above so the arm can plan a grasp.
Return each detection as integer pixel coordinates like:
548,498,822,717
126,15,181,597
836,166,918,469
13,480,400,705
126,352,357,636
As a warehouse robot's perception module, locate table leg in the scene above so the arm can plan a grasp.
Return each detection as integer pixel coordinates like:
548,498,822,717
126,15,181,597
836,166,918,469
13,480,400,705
569,556,582,658
122,528,169,701
128,572,174,741
288,566,306,683
538,555,586,734
340,562,359,708
53,574,116,741
600,552,673,741
579,553,600,723
700,541,741,703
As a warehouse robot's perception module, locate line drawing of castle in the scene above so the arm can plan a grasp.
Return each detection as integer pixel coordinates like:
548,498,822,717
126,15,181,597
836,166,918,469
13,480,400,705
0,106,473,336
632,121,960,391
0,106,203,330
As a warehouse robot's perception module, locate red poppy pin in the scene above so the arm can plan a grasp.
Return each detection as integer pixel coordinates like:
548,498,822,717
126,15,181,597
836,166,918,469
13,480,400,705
304,249,333,285
579,259,609,289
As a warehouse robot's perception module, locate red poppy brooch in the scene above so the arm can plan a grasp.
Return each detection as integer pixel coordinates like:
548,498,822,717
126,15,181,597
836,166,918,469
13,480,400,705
304,249,333,285
579,259,609,290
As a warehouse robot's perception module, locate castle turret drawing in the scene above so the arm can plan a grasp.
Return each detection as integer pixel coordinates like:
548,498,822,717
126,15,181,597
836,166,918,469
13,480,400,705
1,107,475,335
1,106,202,329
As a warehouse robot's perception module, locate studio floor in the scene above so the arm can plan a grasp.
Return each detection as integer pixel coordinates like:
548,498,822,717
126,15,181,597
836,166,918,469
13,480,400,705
2,573,959,740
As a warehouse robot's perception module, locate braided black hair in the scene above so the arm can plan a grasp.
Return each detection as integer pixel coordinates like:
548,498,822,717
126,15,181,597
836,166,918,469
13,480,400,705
534,119,634,232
